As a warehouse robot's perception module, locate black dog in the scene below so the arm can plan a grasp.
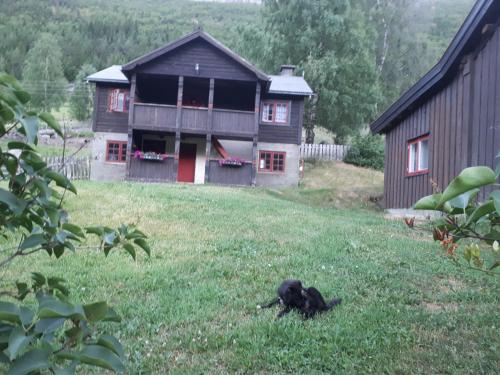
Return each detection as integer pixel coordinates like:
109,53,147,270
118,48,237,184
261,279,341,319
301,286,342,319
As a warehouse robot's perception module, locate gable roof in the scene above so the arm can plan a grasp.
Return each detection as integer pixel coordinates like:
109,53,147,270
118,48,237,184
86,65,128,84
370,0,499,134
121,29,269,81
268,75,313,96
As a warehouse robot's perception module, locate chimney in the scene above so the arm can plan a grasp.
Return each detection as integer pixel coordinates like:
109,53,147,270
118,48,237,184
279,65,296,76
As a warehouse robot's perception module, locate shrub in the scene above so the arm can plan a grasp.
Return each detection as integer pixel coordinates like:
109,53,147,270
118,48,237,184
344,133,384,171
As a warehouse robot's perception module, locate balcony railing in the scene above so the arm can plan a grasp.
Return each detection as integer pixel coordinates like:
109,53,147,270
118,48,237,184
132,103,254,137
133,103,176,130
212,109,254,136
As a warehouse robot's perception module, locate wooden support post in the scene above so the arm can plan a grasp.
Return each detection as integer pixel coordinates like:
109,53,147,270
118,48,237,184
251,82,261,186
205,134,212,184
174,76,184,180
205,79,215,184
125,74,136,179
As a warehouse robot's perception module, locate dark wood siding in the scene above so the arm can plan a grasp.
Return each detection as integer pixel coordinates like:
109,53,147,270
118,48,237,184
138,39,256,81
384,24,499,208
207,160,252,186
93,83,130,133
128,157,175,182
258,97,304,145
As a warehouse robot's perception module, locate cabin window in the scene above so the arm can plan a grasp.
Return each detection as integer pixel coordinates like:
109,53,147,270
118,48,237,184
258,151,286,173
261,101,289,124
407,135,429,175
107,89,130,113
106,141,127,163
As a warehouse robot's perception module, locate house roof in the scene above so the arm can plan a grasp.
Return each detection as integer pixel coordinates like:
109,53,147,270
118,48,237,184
86,65,128,84
370,0,499,134
268,75,313,96
87,30,314,96
121,29,269,81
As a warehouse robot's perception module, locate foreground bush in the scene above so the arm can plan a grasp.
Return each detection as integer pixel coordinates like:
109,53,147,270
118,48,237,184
344,133,384,171
0,73,149,373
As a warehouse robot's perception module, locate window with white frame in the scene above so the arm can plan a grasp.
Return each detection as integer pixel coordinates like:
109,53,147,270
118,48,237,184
407,135,429,174
108,88,130,113
261,101,288,124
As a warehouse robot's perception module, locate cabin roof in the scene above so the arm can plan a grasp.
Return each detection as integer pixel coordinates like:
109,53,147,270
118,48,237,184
86,65,128,84
268,75,313,96
121,29,269,81
370,0,499,134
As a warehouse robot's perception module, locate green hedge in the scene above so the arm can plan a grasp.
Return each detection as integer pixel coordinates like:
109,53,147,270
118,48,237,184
344,133,385,171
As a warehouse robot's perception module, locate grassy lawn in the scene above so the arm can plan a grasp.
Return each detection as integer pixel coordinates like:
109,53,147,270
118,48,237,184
2,163,499,374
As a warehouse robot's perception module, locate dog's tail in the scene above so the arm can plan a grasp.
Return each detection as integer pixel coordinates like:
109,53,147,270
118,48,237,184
326,298,342,310
259,298,280,309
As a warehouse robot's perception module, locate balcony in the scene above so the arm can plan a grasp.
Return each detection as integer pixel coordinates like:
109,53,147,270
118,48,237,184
133,103,176,131
132,103,255,137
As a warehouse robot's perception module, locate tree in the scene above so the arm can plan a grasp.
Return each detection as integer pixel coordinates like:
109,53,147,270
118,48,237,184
22,33,67,112
70,64,96,121
0,74,150,373
260,0,381,143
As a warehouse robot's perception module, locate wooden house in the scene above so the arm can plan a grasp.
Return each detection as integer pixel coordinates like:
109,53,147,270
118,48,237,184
370,0,500,210
87,30,312,186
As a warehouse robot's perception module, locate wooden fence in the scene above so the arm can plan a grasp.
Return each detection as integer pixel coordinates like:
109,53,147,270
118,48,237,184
44,156,91,180
300,143,349,161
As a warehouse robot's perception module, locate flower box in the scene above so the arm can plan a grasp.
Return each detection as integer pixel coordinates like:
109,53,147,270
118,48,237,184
133,151,169,161
218,157,246,167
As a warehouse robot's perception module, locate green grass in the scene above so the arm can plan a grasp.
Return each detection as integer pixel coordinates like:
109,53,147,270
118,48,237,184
2,166,499,374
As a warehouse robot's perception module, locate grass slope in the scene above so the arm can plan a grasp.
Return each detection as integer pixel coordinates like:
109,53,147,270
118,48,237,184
2,166,499,374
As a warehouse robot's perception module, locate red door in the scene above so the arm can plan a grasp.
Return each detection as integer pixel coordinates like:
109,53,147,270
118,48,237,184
177,143,197,183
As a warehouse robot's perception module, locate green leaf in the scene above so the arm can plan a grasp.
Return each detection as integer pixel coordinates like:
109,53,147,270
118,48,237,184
39,112,63,137
448,188,479,210
102,307,121,323
20,116,39,144
5,327,32,360
0,188,27,215
52,364,77,375
97,334,124,358
38,296,84,320
7,142,34,152
79,345,125,373
134,238,151,256
490,190,500,215
465,201,496,226
31,273,46,288
34,318,65,334
438,166,496,206
7,348,51,375
0,302,21,324
20,234,45,250
44,171,77,194
85,226,104,236
123,243,136,260
83,301,108,322
18,307,33,327
62,223,85,239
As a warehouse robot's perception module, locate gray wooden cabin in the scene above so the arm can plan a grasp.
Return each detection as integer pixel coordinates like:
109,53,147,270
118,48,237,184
87,30,312,187
370,0,500,209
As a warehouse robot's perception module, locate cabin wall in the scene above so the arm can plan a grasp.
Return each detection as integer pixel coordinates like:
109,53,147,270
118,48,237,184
93,83,129,133
256,142,300,187
384,24,500,208
90,132,128,181
258,97,304,145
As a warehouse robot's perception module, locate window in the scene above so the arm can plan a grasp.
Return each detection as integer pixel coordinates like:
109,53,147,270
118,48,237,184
106,141,127,162
407,135,429,175
261,101,289,124
108,89,130,113
258,151,286,173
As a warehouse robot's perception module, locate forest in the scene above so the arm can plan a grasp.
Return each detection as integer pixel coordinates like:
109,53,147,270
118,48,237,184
0,0,475,141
